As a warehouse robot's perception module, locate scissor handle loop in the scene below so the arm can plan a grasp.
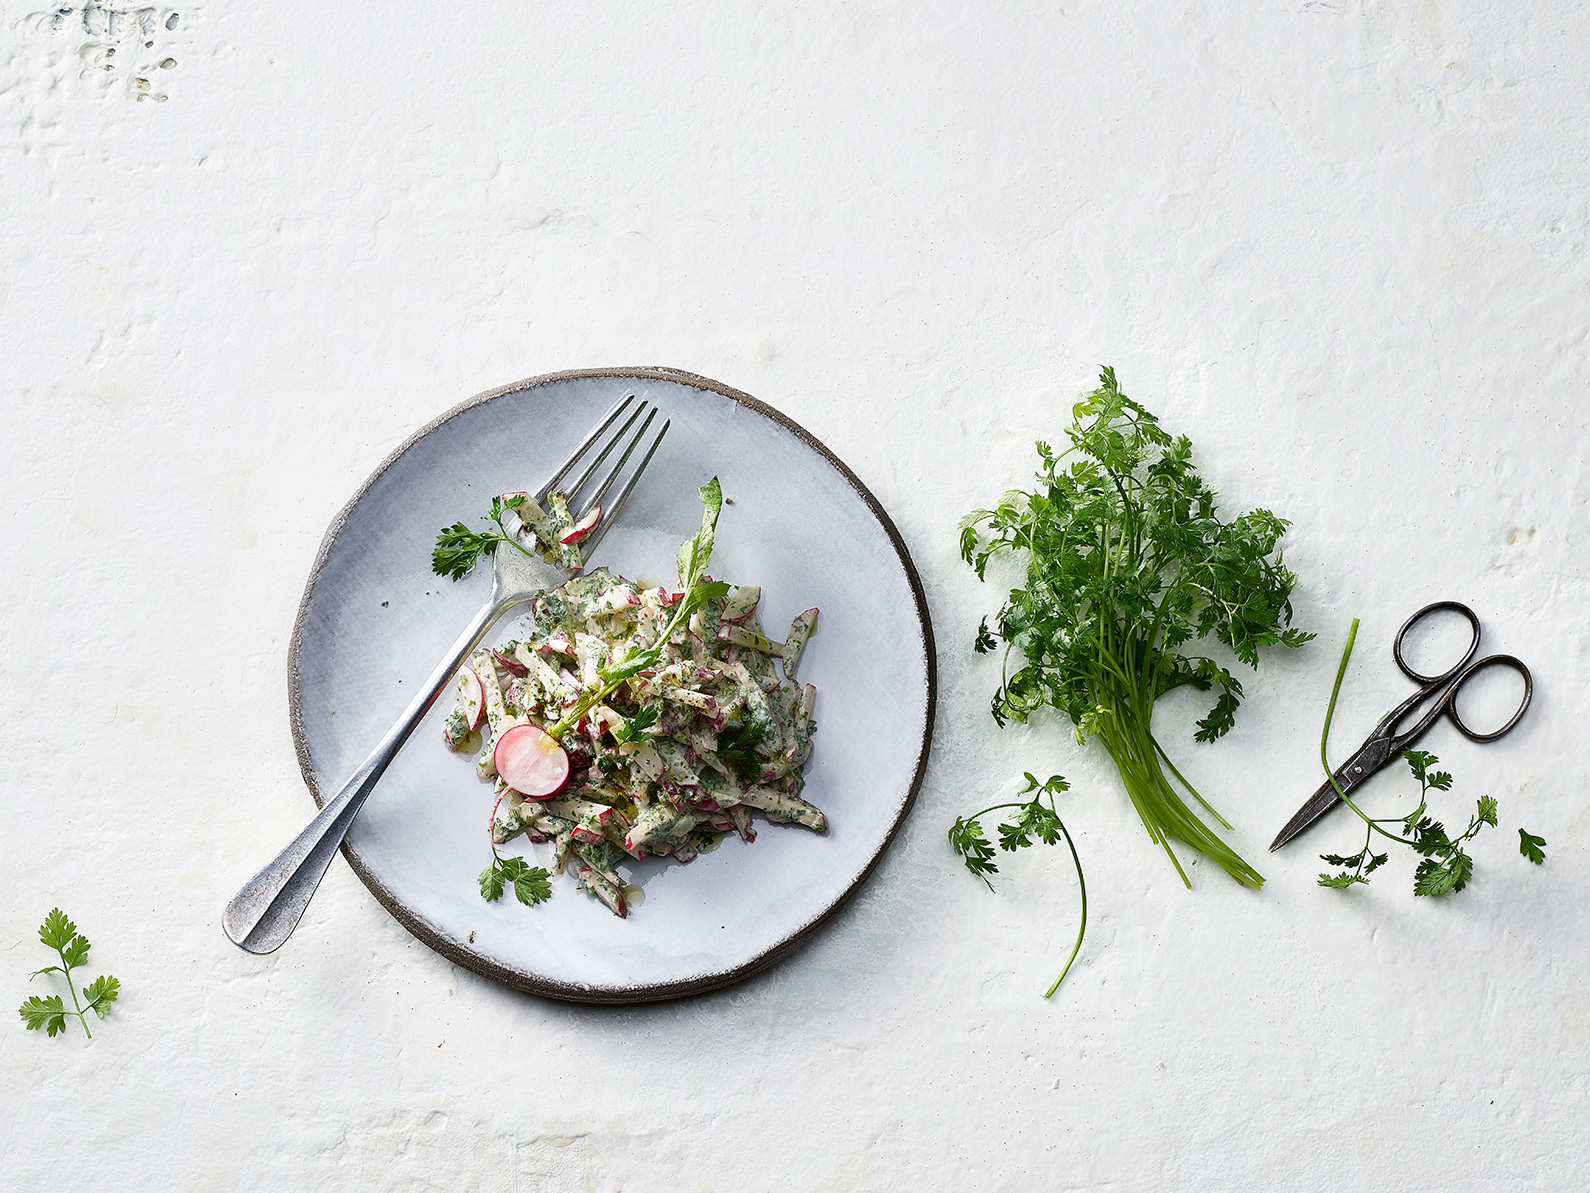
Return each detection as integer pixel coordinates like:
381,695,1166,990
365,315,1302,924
1393,600,1480,686
1447,654,1533,742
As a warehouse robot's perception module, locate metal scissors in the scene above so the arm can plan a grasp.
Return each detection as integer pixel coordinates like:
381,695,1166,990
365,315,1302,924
1270,601,1533,851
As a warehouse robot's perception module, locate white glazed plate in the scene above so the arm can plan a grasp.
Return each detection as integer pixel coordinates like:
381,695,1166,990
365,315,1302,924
289,368,935,1003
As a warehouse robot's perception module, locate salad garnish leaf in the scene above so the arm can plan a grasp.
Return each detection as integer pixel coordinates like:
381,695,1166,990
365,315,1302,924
480,853,553,906
18,909,119,1039
433,495,538,580
611,703,660,745
677,476,723,594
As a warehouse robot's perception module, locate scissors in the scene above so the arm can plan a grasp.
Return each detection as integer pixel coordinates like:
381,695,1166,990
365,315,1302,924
1270,601,1533,851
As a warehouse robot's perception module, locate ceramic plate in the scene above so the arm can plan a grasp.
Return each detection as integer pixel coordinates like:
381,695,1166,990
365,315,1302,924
289,368,935,1003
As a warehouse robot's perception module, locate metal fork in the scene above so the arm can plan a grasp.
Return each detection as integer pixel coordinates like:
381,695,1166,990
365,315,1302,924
222,396,669,954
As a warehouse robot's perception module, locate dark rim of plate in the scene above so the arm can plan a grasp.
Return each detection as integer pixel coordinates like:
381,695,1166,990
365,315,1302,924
286,366,938,1005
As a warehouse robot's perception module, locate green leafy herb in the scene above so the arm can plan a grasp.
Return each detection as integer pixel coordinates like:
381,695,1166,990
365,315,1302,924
433,495,537,580
1316,619,1547,895
950,773,1087,998
479,853,553,907
546,478,729,741
18,909,119,1039
611,703,661,745
718,718,770,783
1519,828,1547,865
960,368,1311,891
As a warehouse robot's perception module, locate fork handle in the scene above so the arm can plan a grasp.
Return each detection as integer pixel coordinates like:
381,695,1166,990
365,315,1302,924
222,594,517,954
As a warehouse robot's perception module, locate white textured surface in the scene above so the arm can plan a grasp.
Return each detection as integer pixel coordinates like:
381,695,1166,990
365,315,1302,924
3,2,1587,1189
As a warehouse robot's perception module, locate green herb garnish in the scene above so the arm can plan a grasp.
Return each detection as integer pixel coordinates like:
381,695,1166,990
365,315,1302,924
960,367,1311,891
950,773,1087,997
479,852,553,906
433,495,536,580
611,703,661,745
1316,619,1546,894
18,909,120,1039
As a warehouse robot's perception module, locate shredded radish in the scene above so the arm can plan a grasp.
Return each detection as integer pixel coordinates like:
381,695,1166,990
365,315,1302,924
559,505,601,544
461,666,486,731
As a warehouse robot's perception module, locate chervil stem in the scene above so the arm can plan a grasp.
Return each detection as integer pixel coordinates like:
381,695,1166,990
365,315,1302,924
1044,807,1088,999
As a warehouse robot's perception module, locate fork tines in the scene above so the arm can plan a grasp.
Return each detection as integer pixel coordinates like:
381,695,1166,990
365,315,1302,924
533,394,670,559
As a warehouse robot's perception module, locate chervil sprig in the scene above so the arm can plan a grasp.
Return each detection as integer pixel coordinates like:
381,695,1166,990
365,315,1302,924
950,773,1087,998
961,368,1311,891
479,851,553,906
18,909,119,1040
1316,620,1546,895
432,495,538,580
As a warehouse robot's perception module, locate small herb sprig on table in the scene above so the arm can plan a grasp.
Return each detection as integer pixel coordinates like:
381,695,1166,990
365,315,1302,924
18,909,120,1039
949,774,1088,998
1317,619,1547,894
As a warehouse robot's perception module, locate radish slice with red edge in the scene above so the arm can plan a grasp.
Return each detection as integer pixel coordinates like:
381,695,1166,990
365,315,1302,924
559,505,601,544
459,665,486,731
493,723,570,799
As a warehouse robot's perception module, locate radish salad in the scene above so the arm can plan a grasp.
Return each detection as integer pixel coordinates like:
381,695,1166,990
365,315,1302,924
438,477,823,917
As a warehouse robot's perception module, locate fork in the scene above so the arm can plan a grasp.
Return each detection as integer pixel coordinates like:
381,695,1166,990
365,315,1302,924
222,396,669,954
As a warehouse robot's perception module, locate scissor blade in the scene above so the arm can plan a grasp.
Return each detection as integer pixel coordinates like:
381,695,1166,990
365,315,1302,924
1269,737,1394,851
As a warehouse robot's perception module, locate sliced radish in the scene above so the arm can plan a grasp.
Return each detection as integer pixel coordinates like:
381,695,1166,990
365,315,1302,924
457,665,486,732
491,647,529,678
492,723,570,799
559,505,601,544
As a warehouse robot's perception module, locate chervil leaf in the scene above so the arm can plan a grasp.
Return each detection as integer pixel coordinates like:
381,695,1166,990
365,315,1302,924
19,994,67,1036
1322,700,1546,907
59,934,90,970
83,975,119,1017
1519,829,1547,865
999,799,1063,850
512,868,551,906
948,816,998,887
1404,750,1437,784
1320,851,1365,868
1194,686,1242,743
974,618,996,654
1409,816,1452,857
482,856,552,907
433,522,504,581
1019,772,1070,800
1319,872,1368,889
1414,850,1474,896
38,909,76,952
717,717,770,782
612,703,661,745
478,862,506,902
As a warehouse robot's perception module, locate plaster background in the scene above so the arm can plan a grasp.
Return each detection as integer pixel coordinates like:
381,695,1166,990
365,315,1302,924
2,2,1587,1189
